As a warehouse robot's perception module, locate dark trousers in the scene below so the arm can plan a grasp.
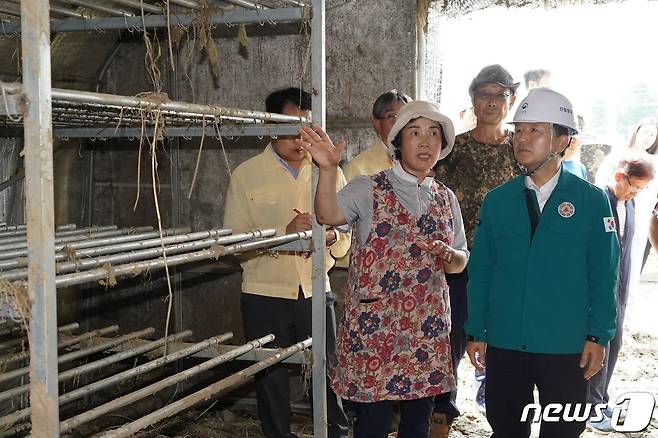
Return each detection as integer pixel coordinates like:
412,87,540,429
588,297,628,408
486,346,588,438
241,290,348,438
433,269,468,419
351,396,435,438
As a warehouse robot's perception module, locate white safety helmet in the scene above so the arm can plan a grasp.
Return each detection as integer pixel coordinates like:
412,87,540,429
512,87,578,135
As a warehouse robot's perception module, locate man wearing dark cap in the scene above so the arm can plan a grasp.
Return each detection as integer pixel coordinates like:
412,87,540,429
431,64,519,437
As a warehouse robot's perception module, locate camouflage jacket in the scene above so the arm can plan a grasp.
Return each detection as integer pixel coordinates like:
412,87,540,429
435,129,518,246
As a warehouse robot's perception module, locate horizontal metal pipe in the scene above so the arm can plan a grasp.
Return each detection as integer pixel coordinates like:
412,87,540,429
0,4,20,17
100,337,312,438
0,327,156,402
53,230,310,288
0,225,117,245
0,82,308,124
0,325,119,367
226,230,311,253
0,227,193,271
61,334,275,433
0,6,306,36
0,227,178,262
52,89,308,123
0,229,273,281
0,224,75,236
50,5,90,18
59,0,134,16
106,0,163,14
0,330,191,389
0,321,77,339
0,322,80,352
169,0,202,9
0,226,151,253
221,0,268,10
280,0,308,6
52,123,303,139
0,174,24,194
3,0,91,18
3,332,233,428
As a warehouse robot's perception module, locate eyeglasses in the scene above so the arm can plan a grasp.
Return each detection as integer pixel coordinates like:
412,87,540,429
376,114,397,121
624,174,647,193
473,91,512,102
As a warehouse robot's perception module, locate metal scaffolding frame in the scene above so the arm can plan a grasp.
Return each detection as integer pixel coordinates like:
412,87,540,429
0,0,328,435
0,7,306,35
0,81,310,139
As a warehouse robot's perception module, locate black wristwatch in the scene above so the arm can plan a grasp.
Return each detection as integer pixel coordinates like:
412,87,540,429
586,334,600,344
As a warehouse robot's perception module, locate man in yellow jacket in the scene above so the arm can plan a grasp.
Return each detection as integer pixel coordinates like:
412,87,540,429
223,88,350,438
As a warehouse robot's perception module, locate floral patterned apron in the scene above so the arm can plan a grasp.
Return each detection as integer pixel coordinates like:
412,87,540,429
331,171,457,402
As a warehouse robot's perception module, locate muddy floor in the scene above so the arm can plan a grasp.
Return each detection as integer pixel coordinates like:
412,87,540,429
130,254,658,438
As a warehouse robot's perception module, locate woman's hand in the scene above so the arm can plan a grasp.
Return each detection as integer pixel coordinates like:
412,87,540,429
296,125,346,169
417,239,455,263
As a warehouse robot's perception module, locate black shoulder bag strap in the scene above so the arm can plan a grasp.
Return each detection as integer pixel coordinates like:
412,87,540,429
524,188,540,241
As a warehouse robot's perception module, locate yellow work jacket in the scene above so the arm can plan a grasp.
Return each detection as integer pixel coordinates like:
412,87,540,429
343,139,394,183
223,144,350,299
336,138,394,268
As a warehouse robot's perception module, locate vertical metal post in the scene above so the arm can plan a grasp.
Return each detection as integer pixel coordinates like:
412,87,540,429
167,48,184,338
21,0,60,436
310,0,327,437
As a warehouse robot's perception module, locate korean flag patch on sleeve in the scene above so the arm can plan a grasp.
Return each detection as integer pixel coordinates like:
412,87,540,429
603,217,616,233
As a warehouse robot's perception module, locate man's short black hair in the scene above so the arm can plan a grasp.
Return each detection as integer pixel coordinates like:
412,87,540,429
372,90,412,119
265,87,312,114
523,69,551,89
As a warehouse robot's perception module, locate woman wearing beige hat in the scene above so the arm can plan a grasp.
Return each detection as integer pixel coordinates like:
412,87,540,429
297,100,469,437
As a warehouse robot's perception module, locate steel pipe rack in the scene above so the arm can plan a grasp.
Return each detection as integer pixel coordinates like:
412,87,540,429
0,81,309,127
0,324,119,367
0,330,191,389
1,0,327,435
99,337,312,438
0,226,144,252
0,7,305,35
0,226,197,271
0,227,184,261
0,322,79,353
2,332,233,428
49,230,311,288
0,327,156,402
0,225,117,246
0,228,274,281
60,334,275,433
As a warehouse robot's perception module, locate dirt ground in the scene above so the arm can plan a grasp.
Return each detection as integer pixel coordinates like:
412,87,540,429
133,254,658,438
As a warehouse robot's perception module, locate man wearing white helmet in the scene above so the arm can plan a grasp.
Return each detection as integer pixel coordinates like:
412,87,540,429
464,88,620,438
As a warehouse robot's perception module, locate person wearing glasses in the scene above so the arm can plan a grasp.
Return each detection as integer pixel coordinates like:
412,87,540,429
431,64,519,434
335,90,412,272
343,90,412,183
223,87,350,438
587,154,655,433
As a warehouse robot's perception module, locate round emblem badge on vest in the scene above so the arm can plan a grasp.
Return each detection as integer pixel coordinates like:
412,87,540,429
558,201,575,218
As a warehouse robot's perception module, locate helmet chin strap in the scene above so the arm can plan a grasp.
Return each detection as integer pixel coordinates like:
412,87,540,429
515,124,570,177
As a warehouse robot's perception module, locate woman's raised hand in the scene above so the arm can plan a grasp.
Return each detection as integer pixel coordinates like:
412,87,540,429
296,125,346,169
